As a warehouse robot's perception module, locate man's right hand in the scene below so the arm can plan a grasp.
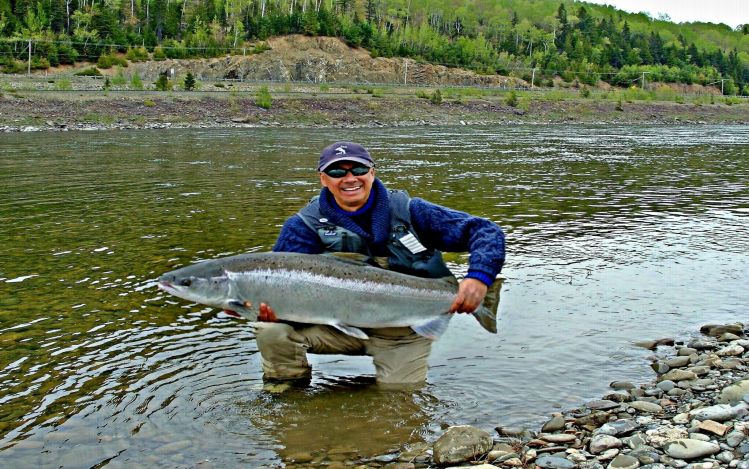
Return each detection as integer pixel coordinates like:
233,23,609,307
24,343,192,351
258,303,278,322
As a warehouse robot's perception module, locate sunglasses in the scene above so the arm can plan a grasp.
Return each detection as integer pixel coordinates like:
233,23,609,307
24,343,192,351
322,165,371,178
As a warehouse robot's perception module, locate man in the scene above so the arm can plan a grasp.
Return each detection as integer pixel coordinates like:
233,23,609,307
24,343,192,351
254,141,505,384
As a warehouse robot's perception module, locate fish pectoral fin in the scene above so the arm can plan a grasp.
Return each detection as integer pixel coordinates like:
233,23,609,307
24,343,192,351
410,314,452,340
330,323,370,340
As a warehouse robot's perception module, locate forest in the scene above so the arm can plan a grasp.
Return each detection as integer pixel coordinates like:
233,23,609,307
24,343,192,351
1,0,748,94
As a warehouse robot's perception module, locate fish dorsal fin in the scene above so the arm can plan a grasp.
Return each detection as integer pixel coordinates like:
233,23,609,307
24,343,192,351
325,252,379,267
411,314,452,340
330,323,370,340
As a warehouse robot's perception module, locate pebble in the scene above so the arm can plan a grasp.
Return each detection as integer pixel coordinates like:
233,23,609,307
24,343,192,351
629,401,664,414
608,454,641,469
591,434,624,454
537,455,578,469
689,404,745,422
543,414,567,432
662,440,721,459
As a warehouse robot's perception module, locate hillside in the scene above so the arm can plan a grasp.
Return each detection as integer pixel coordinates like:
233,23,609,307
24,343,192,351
1,0,748,94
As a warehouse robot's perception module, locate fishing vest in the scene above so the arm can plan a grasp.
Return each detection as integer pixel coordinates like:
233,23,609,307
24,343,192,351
297,190,454,279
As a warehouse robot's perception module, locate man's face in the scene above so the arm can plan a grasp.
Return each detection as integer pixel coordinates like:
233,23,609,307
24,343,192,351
319,161,375,212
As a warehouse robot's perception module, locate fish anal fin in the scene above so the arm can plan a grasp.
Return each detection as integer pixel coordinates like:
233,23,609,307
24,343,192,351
331,323,370,340
411,314,452,340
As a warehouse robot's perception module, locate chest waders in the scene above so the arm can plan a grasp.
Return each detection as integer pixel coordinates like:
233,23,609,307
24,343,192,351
297,190,454,280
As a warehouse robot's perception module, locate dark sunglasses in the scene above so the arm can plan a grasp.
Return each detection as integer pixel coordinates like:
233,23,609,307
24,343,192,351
323,165,371,178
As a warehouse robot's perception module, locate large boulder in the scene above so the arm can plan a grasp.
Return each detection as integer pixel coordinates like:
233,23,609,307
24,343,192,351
432,425,493,465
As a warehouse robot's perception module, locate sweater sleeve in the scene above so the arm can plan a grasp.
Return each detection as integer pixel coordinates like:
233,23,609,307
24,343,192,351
272,215,325,254
409,198,505,280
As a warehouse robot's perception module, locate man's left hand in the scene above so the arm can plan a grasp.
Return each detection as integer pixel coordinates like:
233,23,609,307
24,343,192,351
449,278,488,313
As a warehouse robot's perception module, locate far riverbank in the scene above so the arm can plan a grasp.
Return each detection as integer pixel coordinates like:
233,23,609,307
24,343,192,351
1,87,747,132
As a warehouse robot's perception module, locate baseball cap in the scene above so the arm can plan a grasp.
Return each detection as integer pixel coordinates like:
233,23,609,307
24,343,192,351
318,142,375,171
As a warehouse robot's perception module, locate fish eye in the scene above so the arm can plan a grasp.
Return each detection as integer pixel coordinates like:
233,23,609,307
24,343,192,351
179,278,192,287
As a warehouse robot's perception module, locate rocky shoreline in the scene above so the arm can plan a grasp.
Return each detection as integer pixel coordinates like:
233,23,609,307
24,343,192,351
301,322,748,469
1,91,748,133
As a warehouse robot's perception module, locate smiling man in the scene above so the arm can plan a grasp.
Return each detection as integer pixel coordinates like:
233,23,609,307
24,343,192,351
253,141,506,384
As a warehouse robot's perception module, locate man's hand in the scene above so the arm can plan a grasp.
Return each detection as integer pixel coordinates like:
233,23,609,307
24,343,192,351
449,278,488,314
258,303,278,322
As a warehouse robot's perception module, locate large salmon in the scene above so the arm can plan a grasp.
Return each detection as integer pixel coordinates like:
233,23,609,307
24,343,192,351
158,252,501,340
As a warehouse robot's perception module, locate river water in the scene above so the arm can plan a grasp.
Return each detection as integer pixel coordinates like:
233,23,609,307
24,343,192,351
0,125,747,467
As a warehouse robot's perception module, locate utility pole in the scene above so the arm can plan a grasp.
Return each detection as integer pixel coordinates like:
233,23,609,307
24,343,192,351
28,39,32,76
640,71,650,90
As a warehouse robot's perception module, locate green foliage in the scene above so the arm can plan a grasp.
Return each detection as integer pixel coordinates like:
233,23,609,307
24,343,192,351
153,47,167,61
143,99,156,107
111,66,127,86
256,85,272,109
505,91,518,107
616,99,624,111
97,54,128,69
155,72,172,91
125,47,149,62
580,86,591,98
430,89,443,104
74,67,102,77
55,78,72,90
183,72,196,91
130,72,144,90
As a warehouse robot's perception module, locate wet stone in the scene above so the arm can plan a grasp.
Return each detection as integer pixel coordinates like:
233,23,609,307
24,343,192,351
543,414,567,433
588,400,621,411
662,370,698,382
432,425,493,465
657,381,677,392
536,455,577,469
590,435,623,454
726,430,746,447
689,403,745,422
665,357,692,368
629,401,663,414
597,420,640,437
677,348,699,356
663,439,720,460
608,454,640,469
688,338,718,350
611,382,636,391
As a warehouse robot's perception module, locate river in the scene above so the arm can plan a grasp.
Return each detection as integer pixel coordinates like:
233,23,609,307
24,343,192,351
0,125,747,467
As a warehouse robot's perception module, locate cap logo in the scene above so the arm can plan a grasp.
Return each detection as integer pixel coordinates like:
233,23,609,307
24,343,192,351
334,145,347,155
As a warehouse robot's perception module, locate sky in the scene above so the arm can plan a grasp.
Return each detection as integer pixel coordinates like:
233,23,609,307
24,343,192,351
583,0,747,29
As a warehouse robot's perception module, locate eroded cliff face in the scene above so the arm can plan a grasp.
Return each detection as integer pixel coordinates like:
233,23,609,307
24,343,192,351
134,35,527,87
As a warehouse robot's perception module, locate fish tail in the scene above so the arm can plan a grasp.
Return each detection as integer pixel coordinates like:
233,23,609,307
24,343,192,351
472,276,504,333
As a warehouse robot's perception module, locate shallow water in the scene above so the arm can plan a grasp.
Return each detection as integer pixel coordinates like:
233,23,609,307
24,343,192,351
0,125,748,467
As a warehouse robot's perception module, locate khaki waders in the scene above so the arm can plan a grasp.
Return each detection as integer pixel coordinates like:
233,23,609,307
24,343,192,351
252,322,433,384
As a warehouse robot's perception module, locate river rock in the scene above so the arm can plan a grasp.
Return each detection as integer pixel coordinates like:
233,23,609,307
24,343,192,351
432,425,493,465
540,433,578,444
597,420,640,437
687,338,718,350
677,347,698,356
646,426,689,448
611,381,636,390
665,357,692,368
590,434,623,454
696,420,728,436
587,400,621,410
689,403,746,421
542,414,567,433
608,454,640,469
700,323,744,337
661,369,698,382
662,439,721,459
536,455,577,469
629,401,663,414
717,379,749,404
725,430,746,447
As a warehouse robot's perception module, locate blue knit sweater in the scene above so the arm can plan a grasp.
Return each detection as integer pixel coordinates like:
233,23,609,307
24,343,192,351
273,179,505,285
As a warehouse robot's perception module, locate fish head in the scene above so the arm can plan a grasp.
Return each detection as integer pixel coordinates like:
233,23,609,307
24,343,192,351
158,262,232,309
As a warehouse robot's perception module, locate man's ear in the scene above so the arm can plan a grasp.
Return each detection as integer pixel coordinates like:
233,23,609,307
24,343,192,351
319,172,328,188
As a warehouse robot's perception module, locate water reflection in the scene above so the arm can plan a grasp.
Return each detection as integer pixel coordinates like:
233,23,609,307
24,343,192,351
1,125,748,466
